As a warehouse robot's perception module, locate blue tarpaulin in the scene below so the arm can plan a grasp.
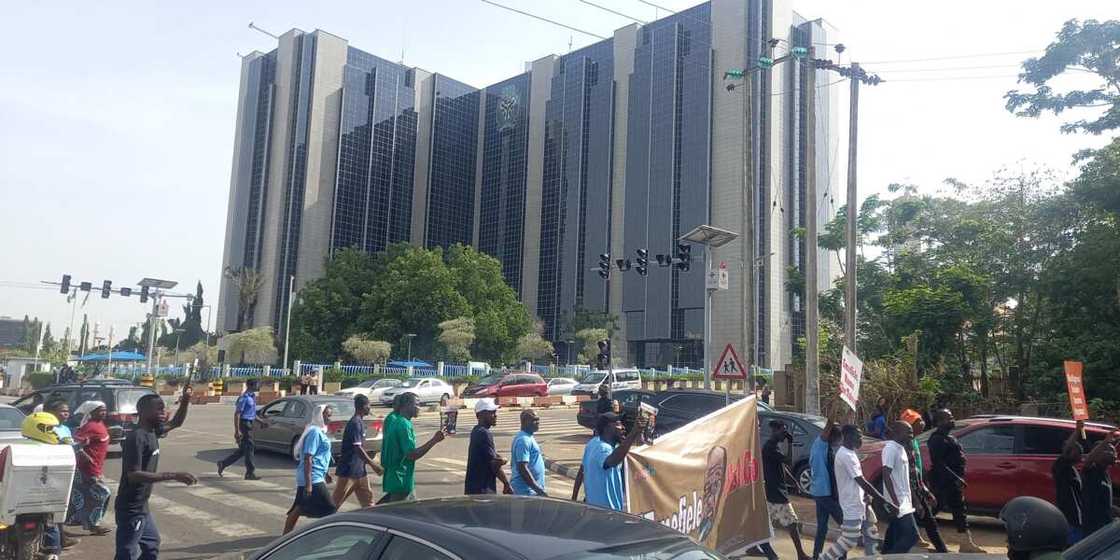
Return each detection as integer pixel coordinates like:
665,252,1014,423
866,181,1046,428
77,351,147,362
388,359,433,368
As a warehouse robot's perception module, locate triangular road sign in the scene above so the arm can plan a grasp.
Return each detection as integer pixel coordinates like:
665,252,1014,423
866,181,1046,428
712,343,747,379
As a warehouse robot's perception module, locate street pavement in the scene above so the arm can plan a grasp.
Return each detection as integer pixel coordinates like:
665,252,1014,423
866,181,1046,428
0,397,1007,559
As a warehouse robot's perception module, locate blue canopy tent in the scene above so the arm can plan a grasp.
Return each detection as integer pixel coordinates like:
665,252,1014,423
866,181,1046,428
388,359,433,368
77,351,147,362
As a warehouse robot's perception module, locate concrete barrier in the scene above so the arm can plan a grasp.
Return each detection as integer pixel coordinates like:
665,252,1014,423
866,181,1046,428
532,396,563,408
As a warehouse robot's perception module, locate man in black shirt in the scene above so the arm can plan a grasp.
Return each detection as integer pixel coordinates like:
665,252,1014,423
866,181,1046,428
1082,432,1119,537
759,420,811,560
927,408,984,553
464,398,512,495
115,387,196,560
1053,420,1086,545
332,394,384,508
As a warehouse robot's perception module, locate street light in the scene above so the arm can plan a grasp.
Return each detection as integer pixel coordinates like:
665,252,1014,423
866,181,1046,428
406,333,417,363
680,225,739,393
139,278,178,375
564,340,574,366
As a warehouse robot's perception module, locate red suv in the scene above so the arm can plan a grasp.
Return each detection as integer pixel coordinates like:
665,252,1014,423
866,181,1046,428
858,415,1120,516
461,373,548,398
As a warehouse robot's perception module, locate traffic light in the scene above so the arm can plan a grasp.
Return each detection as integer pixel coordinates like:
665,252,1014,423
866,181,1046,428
758,56,774,69
598,253,611,279
79,282,92,292
635,249,649,276
676,243,691,272
101,280,112,299
791,46,809,59
60,275,71,294
615,258,631,272
655,254,671,267
596,338,611,370
140,286,150,303
724,69,745,80
120,287,132,297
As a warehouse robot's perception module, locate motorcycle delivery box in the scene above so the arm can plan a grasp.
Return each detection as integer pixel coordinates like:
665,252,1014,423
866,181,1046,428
0,435,76,528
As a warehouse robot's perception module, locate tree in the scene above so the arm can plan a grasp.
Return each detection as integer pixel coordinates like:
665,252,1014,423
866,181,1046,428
560,307,620,339
575,328,609,365
438,318,475,363
226,326,278,365
224,266,264,331
288,248,380,362
180,342,219,374
1005,19,1120,135
516,333,555,362
445,245,533,363
342,336,392,365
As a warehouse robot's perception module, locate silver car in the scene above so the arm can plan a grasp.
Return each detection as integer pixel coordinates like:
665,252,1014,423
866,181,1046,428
546,377,578,396
379,378,454,406
253,395,383,461
0,405,24,442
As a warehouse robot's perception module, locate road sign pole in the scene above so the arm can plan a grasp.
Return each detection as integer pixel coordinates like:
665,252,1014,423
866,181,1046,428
704,244,713,391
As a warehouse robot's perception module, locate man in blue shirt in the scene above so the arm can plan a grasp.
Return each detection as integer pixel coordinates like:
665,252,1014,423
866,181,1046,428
511,410,547,496
572,412,646,511
218,380,259,480
810,416,843,559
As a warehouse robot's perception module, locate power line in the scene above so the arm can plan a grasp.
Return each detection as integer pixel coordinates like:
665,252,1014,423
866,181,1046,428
579,0,647,24
635,0,674,13
862,50,1039,65
479,0,608,40
872,63,1021,74
884,74,1021,83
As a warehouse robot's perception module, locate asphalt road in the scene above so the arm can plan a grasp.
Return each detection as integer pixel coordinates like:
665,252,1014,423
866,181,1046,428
1,397,1007,559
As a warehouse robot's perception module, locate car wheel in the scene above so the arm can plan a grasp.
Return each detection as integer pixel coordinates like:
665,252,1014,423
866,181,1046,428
794,462,813,496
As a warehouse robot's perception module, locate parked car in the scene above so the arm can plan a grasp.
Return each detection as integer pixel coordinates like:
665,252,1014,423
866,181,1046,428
378,378,454,406
253,395,383,461
576,388,782,437
241,495,726,560
334,379,402,401
858,415,1120,516
0,405,24,442
570,368,643,397
10,381,157,444
759,409,827,495
546,377,578,396
461,373,548,398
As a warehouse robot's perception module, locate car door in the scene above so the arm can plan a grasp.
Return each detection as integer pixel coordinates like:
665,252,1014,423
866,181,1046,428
254,400,289,449
1015,424,1070,505
413,380,431,403
258,522,388,560
280,400,309,449
955,424,1018,510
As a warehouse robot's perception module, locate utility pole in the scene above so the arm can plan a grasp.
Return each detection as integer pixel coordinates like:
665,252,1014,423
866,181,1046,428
740,57,756,396
282,275,295,372
146,295,159,375
803,48,820,416
845,63,860,352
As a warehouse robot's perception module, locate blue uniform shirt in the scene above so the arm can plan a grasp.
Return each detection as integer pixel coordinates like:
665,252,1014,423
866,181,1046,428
236,392,257,421
582,436,625,511
511,431,546,496
809,437,832,497
296,427,331,487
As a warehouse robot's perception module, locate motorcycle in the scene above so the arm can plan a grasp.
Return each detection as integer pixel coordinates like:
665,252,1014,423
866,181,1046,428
0,442,75,560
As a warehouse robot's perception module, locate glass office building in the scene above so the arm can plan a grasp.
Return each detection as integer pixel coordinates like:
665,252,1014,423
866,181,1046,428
218,0,838,373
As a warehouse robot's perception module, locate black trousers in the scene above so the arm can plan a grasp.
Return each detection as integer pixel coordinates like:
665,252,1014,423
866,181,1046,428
219,420,256,476
933,481,969,533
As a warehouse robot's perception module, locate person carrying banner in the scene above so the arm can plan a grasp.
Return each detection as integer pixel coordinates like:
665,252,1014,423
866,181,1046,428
572,412,646,510
819,425,896,560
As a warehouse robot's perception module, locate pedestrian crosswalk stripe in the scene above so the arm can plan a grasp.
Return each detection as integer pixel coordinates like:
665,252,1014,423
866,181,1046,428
146,492,266,538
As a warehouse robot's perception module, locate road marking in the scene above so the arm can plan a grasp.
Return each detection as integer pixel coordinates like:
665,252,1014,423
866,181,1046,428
146,493,266,538
186,485,291,518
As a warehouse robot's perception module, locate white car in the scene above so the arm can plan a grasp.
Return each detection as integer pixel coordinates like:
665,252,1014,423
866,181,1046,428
546,377,578,396
379,378,454,406
570,368,643,397
335,378,403,401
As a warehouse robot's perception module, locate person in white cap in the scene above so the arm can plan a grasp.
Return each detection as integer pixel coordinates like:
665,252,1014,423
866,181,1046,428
465,398,512,495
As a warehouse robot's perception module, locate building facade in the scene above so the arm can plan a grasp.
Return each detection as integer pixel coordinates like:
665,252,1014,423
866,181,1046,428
217,0,839,372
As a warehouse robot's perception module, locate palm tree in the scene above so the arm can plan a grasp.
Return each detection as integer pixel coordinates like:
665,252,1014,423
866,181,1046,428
224,266,264,330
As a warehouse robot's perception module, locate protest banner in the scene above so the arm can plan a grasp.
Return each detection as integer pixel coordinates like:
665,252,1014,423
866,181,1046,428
1064,360,1089,421
625,396,769,554
839,346,863,412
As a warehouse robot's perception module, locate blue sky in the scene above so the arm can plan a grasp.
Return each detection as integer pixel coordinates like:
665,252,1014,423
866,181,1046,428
1,0,1115,346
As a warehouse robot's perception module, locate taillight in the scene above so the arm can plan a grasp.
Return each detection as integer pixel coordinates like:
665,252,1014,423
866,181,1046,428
368,420,383,434
21,520,37,530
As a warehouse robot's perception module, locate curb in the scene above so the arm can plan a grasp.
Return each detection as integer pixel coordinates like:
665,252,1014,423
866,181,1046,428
544,457,580,480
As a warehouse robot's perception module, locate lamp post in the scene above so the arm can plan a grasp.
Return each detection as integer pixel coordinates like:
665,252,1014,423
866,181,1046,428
679,225,739,393
406,333,417,363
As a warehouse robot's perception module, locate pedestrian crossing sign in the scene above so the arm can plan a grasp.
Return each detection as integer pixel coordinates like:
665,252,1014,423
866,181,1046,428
712,343,746,379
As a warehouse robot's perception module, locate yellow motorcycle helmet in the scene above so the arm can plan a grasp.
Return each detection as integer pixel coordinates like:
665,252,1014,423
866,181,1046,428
22,411,60,444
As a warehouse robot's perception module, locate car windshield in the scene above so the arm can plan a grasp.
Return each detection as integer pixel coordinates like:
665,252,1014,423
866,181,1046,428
398,379,423,388
551,538,722,560
356,380,377,388
476,374,503,386
321,400,356,418
374,379,399,388
551,378,574,385
0,408,24,431
581,373,606,384
116,388,157,414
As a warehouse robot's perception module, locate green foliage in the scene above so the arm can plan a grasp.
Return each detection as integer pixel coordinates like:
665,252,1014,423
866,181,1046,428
289,248,380,362
226,327,277,365
437,318,475,363
516,333,555,362
342,336,391,365
575,328,609,365
1071,138,1120,214
561,307,620,339
1005,19,1120,134
445,245,533,363
27,372,56,389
